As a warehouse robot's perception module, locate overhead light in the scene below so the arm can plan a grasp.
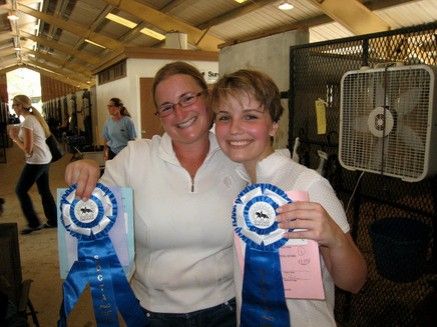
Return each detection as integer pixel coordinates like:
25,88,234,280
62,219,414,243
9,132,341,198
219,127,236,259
84,39,106,49
140,27,166,41
105,13,137,29
7,11,19,21
234,0,248,3
278,1,294,10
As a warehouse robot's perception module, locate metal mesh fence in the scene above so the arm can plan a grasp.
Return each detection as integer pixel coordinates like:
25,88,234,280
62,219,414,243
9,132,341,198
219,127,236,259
289,22,437,326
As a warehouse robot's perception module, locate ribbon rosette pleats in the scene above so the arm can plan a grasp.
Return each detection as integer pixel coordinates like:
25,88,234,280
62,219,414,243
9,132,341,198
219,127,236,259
233,183,292,327
58,183,148,327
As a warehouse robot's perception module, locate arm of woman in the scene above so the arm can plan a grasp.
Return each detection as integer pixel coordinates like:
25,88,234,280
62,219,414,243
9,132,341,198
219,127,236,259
127,119,137,140
10,127,33,156
276,201,367,293
103,138,109,161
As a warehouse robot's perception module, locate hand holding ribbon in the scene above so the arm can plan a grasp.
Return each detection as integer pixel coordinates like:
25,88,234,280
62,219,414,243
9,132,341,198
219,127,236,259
58,183,148,327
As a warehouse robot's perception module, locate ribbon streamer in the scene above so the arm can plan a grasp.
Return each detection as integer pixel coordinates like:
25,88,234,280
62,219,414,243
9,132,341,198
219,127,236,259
58,183,148,327
233,183,292,327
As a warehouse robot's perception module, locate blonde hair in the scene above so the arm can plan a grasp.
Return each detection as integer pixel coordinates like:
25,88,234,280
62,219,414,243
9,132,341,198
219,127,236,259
13,95,51,137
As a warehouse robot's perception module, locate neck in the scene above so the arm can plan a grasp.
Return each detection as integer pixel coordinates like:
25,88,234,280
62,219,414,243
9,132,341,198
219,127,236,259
112,113,122,121
173,136,210,178
244,162,257,184
243,148,274,184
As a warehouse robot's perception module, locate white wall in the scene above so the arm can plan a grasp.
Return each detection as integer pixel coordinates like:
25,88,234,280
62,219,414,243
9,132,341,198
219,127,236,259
95,59,218,144
218,29,309,148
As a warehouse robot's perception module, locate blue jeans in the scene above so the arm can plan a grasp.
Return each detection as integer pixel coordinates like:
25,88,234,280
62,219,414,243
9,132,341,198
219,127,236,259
143,298,236,327
15,163,57,228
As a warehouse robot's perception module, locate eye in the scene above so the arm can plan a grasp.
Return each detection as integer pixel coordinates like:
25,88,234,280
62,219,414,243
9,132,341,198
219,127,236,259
159,104,173,113
180,94,196,106
243,114,259,120
215,113,230,122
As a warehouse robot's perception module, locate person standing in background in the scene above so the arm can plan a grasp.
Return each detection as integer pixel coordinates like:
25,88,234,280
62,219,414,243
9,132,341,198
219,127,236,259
8,95,58,234
103,97,137,160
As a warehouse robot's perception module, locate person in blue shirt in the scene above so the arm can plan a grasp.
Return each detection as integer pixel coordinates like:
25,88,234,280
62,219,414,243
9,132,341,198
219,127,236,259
103,98,137,160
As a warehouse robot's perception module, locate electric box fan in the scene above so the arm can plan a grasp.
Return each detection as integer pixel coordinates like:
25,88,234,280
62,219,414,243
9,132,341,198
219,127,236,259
339,64,437,182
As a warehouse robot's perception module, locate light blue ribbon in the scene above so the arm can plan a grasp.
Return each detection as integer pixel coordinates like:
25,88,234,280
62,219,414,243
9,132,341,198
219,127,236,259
233,183,292,327
58,183,148,327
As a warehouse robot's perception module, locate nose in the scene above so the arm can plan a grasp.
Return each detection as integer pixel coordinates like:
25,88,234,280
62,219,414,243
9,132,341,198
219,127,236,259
229,118,242,134
172,102,186,117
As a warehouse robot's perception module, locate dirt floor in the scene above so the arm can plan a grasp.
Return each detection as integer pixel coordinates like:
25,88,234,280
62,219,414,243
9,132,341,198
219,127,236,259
0,144,96,326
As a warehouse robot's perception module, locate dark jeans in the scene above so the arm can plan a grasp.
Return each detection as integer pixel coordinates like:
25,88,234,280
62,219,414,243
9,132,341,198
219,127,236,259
15,163,57,228
143,298,236,327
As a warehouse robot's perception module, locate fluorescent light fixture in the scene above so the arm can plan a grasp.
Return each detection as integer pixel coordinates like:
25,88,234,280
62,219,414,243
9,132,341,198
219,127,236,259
105,13,137,29
84,39,106,49
7,11,19,21
140,27,166,41
278,1,294,10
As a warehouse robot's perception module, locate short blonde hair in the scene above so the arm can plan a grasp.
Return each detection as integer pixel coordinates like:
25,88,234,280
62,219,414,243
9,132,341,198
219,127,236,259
209,69,283,123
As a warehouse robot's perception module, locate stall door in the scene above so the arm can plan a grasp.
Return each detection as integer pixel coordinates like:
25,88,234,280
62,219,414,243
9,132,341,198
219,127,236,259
140,78,164,139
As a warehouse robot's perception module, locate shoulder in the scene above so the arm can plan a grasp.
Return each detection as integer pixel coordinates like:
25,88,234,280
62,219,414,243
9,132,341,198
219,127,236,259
22,115,37,128
123,116,135,126
126,136,157,153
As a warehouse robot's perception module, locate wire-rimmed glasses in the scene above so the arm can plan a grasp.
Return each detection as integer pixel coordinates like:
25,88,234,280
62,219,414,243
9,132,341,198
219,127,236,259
155,91,204,118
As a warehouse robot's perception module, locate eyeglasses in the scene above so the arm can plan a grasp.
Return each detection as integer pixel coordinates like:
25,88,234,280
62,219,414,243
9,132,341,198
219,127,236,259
155,91,204,118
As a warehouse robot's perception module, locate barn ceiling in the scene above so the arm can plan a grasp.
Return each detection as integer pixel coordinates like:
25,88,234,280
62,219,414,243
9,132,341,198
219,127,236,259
0,0,436,88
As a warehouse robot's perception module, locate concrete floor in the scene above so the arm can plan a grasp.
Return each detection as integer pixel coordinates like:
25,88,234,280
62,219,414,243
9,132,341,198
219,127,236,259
0,143,97,326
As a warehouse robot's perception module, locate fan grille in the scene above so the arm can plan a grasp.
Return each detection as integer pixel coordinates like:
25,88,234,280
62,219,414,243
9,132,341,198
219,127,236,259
339,65,435,181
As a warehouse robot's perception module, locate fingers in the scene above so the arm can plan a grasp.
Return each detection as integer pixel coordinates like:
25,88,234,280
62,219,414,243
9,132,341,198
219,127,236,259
276,202,322,226
64,160,100,200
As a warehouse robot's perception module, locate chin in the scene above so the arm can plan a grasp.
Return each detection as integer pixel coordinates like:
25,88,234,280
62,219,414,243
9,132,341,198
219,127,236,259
226,151,250,163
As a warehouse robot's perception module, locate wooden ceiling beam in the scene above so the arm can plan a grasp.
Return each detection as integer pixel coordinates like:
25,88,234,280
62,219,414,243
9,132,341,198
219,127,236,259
21,62,91,88
198,0,278,30
26,58,90,84
102,0,224,51
18,3,123,50
21,32,100,65
220,0,413,47
0,62,90,89
26,49,93,79
309,0,390,35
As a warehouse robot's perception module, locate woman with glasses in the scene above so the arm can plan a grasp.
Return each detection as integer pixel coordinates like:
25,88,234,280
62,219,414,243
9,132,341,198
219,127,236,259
65,61,244,326
103,97,137,160
8,95,58,234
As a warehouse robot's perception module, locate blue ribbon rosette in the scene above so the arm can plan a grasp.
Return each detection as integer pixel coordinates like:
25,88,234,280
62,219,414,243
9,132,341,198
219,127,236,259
233,183,292,327
58,183,148,327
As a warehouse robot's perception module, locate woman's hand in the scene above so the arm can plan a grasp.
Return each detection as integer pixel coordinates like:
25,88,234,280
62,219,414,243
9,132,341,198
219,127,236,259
276,201,345,248
7,125,19,140
276,201,367,293
65,159,100,200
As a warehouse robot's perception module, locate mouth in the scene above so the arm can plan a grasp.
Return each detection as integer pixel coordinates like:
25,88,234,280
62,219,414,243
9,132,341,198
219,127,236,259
176,116,197,129
228,140,252,147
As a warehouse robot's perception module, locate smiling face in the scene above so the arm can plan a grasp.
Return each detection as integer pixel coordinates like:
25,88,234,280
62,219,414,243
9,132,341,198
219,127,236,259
214,91,278,170
154,74,211,146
